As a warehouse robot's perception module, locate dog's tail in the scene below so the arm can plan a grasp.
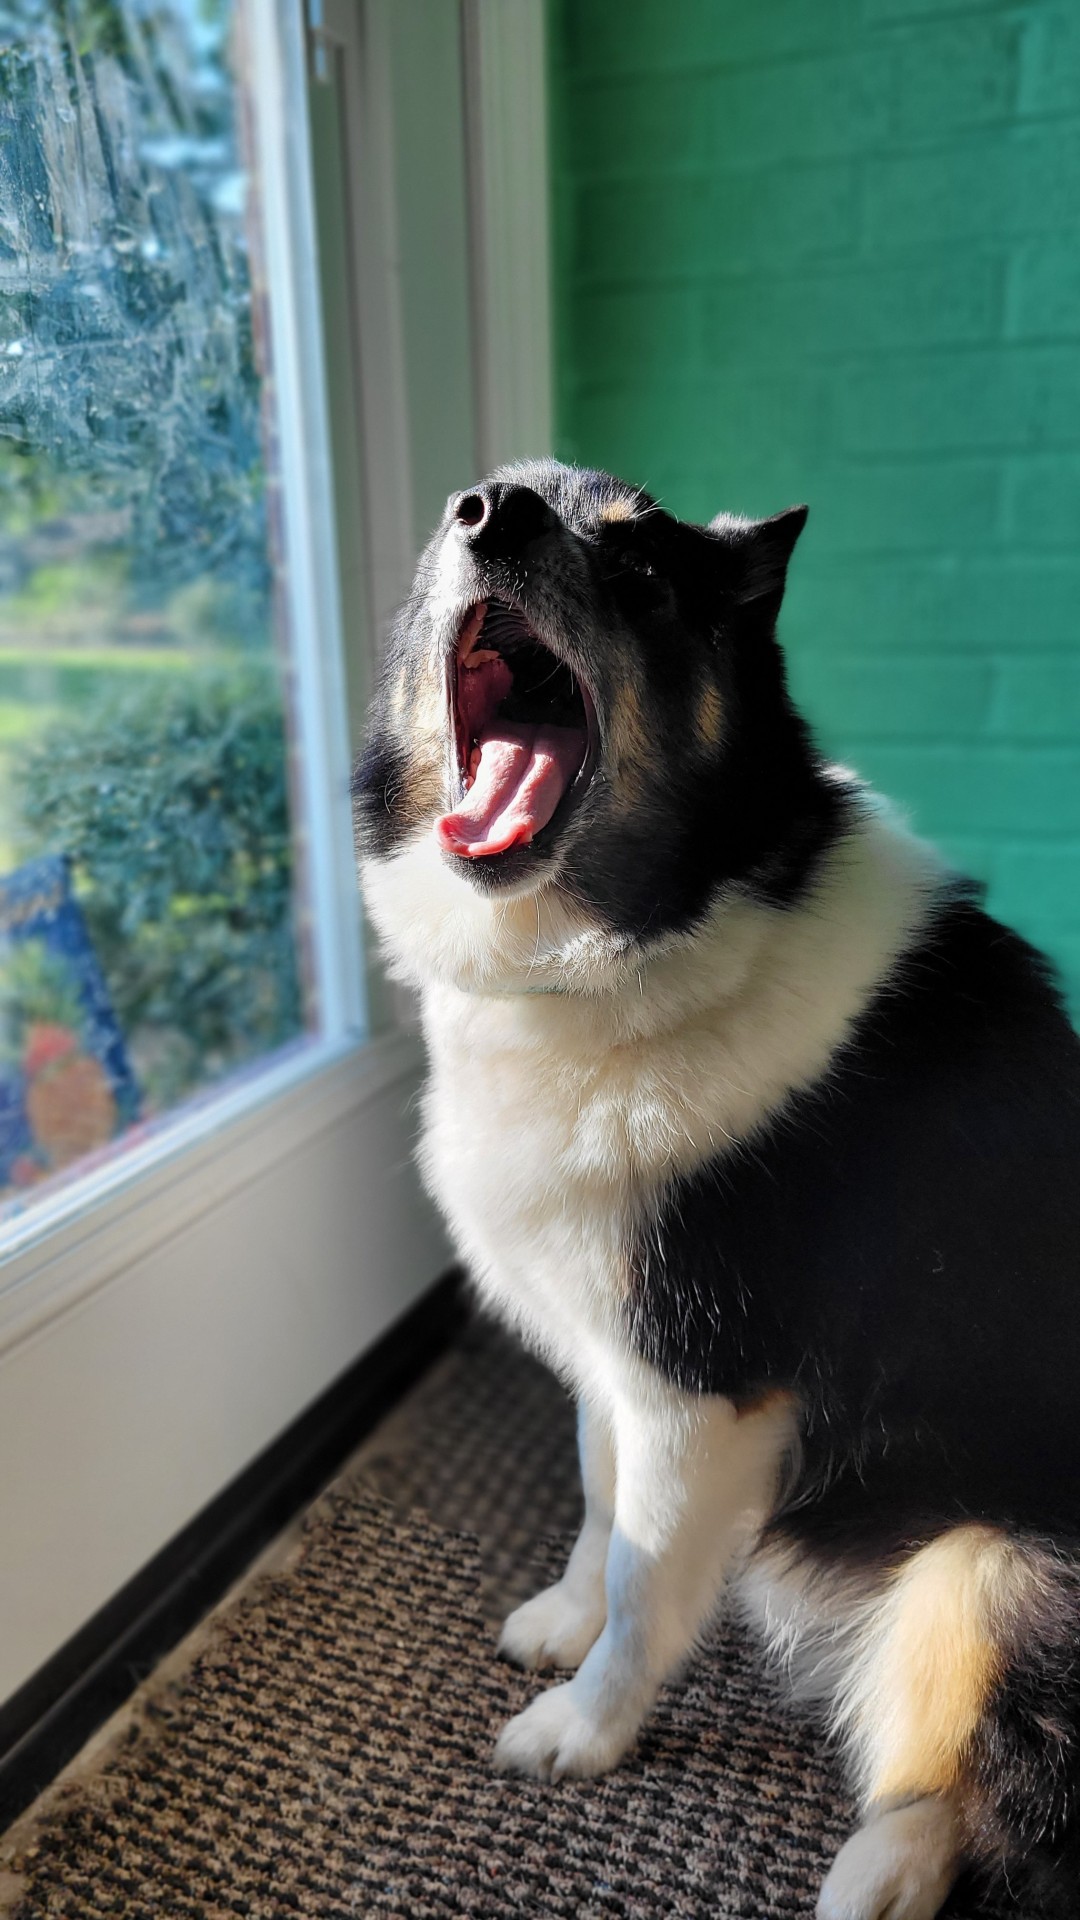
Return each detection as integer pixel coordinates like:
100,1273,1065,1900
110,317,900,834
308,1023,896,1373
964,1533,1080,1911
823,1521,1080,1911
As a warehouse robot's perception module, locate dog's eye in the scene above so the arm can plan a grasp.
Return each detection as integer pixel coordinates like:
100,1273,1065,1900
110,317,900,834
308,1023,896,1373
608,556,676,611
614,556,664,583
604,551,660,583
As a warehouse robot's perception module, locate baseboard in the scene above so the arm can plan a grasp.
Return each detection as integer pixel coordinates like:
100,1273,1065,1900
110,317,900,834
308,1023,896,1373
0,1269,465,1831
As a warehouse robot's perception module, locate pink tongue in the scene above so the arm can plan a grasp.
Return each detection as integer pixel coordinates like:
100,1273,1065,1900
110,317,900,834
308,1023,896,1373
436,722,585,858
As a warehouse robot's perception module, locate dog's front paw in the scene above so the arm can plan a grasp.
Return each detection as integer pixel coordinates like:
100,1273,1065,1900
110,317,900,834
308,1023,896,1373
816,1799,958,1920
497,1580,606,1672
493,1681,637,1781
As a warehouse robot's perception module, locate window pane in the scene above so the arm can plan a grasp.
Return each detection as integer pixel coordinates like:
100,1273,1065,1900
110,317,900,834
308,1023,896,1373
0,0,315,1221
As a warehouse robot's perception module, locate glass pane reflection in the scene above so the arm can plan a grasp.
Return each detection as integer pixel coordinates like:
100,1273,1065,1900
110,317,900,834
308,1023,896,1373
0,1,311,1220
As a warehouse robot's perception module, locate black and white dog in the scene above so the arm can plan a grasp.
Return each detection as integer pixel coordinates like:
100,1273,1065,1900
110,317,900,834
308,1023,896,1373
354,460,1080,1919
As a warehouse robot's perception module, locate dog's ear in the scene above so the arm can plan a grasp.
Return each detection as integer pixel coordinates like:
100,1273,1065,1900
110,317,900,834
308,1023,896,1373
709,505,808,609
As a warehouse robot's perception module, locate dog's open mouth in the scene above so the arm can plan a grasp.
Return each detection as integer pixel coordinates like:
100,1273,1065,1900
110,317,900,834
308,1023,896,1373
436,599,593,861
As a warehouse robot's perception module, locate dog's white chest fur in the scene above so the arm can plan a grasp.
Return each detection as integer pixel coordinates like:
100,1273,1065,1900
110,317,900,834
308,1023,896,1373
419,988,638,1373
398,810,937,1394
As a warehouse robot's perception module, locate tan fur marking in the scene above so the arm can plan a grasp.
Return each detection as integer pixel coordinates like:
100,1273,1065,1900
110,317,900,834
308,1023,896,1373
609,680,651,785
412,678,447,742
734,1386,797,1423
597,497,635,523
861,1526,1021,1804
403,762,444,825
389,677,446,828
696,681,724,749
389,667,410,725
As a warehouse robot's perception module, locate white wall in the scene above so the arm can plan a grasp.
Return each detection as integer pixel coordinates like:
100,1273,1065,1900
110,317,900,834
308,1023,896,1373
0,1041,445,1701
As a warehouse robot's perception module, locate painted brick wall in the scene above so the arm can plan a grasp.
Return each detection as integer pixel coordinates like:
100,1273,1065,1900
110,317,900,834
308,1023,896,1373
551,0,1080,1014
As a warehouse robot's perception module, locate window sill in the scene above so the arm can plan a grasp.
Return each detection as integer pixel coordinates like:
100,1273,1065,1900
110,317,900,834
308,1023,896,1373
0,1027,424,1360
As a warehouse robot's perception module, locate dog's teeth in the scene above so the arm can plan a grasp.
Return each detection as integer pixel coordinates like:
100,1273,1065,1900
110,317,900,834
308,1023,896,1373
458,602,488,656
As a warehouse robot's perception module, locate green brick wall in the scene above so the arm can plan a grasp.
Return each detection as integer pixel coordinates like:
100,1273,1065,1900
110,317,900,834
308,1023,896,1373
550,0,1080,1015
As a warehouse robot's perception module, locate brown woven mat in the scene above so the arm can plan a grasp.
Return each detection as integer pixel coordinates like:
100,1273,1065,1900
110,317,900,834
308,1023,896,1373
1,1318,1020,1917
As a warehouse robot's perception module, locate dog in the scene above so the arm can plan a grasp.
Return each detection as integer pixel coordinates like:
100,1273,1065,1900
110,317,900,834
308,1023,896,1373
353,459,1080,1919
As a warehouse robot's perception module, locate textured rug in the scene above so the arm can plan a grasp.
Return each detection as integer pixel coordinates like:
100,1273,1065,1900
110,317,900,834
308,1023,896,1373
1,1320,1021,1917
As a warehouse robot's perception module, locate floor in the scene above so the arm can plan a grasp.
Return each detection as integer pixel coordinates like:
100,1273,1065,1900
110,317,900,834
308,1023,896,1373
0,1317,1020,1918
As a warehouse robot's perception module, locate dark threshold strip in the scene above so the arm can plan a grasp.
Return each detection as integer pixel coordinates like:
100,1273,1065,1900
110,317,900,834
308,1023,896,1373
0,1269,465,1831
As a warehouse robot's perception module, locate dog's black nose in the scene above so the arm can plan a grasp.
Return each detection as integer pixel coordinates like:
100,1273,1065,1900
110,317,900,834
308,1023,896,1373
448,483,556,550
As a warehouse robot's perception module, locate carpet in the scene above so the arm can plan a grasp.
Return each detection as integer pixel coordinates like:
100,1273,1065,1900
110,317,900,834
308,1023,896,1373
1,1320,1022,1917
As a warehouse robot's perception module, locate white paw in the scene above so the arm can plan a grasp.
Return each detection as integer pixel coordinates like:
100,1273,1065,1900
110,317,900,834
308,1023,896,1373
817,1798,959,1920
492,1680,637,1781
497,1580,606,1672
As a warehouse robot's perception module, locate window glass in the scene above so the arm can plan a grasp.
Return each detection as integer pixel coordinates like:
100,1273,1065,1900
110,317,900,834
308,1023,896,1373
0,0,313,1221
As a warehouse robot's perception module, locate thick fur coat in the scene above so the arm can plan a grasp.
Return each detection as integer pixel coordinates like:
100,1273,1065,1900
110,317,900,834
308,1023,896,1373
354,460,1080,1920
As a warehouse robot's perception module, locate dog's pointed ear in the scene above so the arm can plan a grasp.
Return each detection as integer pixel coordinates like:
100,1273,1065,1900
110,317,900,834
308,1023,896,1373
709,504,808,608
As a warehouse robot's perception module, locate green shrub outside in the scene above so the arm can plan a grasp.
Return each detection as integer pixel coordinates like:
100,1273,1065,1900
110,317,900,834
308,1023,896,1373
10,662,305,1114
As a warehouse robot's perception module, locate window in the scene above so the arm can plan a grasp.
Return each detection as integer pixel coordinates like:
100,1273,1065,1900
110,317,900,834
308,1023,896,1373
0,0,358,1236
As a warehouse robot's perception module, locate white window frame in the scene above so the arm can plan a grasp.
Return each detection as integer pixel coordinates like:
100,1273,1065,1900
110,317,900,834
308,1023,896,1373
461,0,553,473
